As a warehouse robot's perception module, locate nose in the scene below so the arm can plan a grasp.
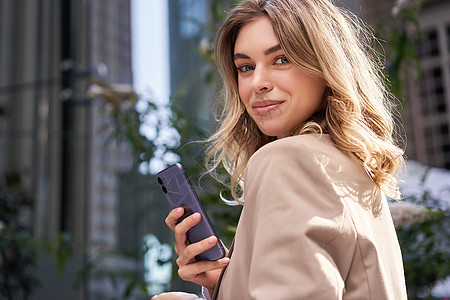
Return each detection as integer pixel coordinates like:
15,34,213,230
251,67,273,93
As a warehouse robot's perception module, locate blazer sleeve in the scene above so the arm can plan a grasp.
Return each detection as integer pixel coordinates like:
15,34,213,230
243,136,353,299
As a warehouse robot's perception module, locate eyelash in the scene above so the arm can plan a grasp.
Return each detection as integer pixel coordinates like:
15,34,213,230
237,65,254,73
274,55,289,65
236,55,290,73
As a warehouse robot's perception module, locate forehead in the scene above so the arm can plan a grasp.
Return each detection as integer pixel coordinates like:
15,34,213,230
234,17,279,54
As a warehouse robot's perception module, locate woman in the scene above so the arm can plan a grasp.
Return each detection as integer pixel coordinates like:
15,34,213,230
154,0,407,299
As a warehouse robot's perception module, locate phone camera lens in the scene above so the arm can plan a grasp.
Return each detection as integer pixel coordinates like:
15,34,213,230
162,186,167,193
157,177,163,185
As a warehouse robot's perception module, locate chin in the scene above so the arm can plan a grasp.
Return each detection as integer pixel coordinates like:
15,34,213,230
259,128,288,139
255,120,294,138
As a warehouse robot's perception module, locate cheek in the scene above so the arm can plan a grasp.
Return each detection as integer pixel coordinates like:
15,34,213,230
237,78,251,105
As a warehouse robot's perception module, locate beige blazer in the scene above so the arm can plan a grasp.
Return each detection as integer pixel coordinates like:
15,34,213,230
213,134,407,300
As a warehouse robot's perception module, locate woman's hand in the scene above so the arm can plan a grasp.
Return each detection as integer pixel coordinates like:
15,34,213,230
165,207,230,291
151,291,201,300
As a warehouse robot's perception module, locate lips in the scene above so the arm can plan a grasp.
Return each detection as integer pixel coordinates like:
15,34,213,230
251,100,285,115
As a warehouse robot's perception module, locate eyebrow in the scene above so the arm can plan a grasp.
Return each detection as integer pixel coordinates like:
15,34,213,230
264,44,282,55
233,44,282,61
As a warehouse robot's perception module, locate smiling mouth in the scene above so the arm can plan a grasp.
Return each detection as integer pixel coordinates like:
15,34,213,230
252,100,285,115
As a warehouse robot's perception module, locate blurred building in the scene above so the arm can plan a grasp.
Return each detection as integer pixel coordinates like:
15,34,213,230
0,0,142,299
168,0,213,132
348,0,450,169
0,0,218,298
398,0,450,169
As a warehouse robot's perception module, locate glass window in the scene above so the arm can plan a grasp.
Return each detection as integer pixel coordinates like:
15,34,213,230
418,28,440,58
447,24,450,53
420,67,446,116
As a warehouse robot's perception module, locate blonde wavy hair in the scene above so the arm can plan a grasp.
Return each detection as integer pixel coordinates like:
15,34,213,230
206,0,405,203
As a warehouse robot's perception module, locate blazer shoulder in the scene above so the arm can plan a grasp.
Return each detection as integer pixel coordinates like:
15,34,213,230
247,134,370,191
249,134,342,166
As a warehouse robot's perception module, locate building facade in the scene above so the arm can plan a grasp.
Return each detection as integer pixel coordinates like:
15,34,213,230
402,1,450,169
362,0,450,169
0,0,136,299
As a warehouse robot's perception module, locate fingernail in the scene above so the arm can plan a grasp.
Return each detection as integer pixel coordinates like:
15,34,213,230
176,207,183,215
191,212,200,221
208,236,216,244
222,257,230,264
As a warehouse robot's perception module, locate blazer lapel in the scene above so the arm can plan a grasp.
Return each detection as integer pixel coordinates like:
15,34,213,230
212,240,235,300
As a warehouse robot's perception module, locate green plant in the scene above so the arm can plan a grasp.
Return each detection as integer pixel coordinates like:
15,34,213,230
393,191,450,299
0,171,76,300
375,0,425,100
0,171,39,299
76,248,151,299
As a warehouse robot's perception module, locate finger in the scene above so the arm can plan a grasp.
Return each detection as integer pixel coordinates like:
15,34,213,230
177,235,218,266
152,292,199,300
177,257,231,282
173,212,200,256
165,207,185,231
174,212,201,252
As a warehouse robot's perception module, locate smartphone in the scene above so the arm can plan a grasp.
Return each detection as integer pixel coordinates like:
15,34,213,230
156,163,225,261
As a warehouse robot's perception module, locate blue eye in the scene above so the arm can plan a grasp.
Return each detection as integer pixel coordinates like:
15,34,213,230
237,65,255,73
275,56,289,65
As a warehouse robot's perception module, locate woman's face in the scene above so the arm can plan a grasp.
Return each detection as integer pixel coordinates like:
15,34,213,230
233,17,327,138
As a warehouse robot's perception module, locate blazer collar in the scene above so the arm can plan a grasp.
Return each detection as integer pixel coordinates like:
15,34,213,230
212,239,235,300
